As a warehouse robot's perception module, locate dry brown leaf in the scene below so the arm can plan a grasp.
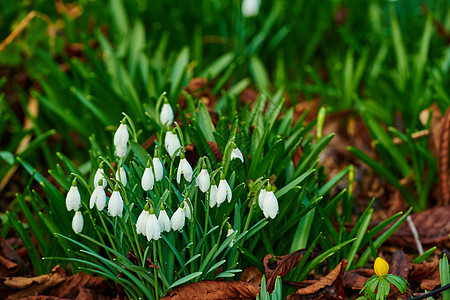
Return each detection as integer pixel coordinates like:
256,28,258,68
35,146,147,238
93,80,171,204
388,206,450,246
434,108,450,206
342,269,374,290
0,256,19,277
263,249,308,292
48,271,106,298
409,260,441,290
390,250,411,279
161,280,260,300
240,267,263,285
286,260,348,300
0,265,65,300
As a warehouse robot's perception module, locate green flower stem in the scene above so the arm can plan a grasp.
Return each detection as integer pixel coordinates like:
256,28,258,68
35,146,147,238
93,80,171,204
153,240,159,300
81,202,111,258
97,209,118,252
202,191,211,258
120,186,143,264
189,190,198,273
232,197,256,266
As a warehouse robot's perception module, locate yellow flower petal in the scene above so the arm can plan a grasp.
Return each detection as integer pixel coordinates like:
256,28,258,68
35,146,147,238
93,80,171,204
374,257,389,277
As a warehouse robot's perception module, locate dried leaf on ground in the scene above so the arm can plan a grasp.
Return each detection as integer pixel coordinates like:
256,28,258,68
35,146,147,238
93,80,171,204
409,260,441,291
0,256,19,276
48,271,107,298
388,206,450,246
0,238,28,275
432,107,450,206
161,280,260,300
240,267,263,285
342,269,374,290
286,260,347,300
0,265,65,300
390,250,412,279
263,249,307,292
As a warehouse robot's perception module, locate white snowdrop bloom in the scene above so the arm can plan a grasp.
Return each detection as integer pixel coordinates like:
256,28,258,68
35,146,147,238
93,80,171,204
72,211,84,234
146,213,161,241
171,207,185,232
153,157,164,182
196,165,210,193
177,157,193,183
108,189,124,217
158,210,171,233
114,122,129,157
94,166,107,188
217,179,232,206
141,167,154,191
258,188,267,211
66,183,81,211
165,131,181,158
160,103,174,125
231,147,244,163
209,184,218,208
115,167,127,187
227,228,236,247
89,184,106,211
263,190,279,219
242,0,260,17
136,210,149,235
183,198,192,220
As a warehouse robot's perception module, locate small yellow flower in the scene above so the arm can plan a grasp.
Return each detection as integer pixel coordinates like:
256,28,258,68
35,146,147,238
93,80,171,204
374,257,389,277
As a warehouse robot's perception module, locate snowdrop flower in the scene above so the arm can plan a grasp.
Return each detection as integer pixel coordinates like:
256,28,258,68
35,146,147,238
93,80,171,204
108,185,123,217
262,186,278,219
136,206,149,236
258,187,267,210
242,0,261,17
66,179,81,211
226,225,236,247
114,119,129,157
115,167,127,187
94,164,107,188
158,207,171,233
165,130,181,158
196,162,210,193
230,144,244,163
72,211,84,234
153,149,164,181
177,153,193,183
160,100,174,125
171,206,185,232
146,210,161,241
217,176,232,206
209,180,218,208
141,161,154,191
89,180,107,211
183,197,192,220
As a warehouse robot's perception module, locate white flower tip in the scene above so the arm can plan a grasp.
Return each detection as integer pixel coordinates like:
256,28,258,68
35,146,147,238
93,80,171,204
72,211,84,234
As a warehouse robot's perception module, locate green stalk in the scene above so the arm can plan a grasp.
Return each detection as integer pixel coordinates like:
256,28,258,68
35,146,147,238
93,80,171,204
153,240,159,300
97,210,118,252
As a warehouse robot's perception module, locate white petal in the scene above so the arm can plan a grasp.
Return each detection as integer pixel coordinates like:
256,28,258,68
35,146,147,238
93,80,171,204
217,180,227,207
196,169,210,193
263,191,279,219
95,188,107,211
209,185,218,208
108,191,123,217
160,103,174,125
177,158,193,183
158,210,171,233
258,189,267,210
94,168,107,188
66,186,81,211
165,132,181,157
136,210,149,235
115,143,127,158
231,148,244,163
183,199,192,219
146,214,161,241
72,211,84,234
115,167,127,187
171,208,185,232
141,167,154,191
227,228,236,247
226,182,232,203
114,124,129,148
89,188,98,209
242,0,260,17
153,158,164,181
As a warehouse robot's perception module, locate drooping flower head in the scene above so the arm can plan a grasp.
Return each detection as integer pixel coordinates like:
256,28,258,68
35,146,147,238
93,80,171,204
196,161,210,193
146,206,161,241
115,166,127,187
171,206,185,232
258,186,267,211
66,179,81,211
94,163,107,188
108,184,124,217
72,211,84,234
153,148,164,182
136,203,150,236
114,118,129,158
165,129,181,158
177,152,193,183
217,174,232,206
141,160,155,191
374,257,389,277
90,179,107,211
262,185,278,219
242,0,260,17
226,223,236,247
230,143,244,163
160,98,174,125
158,204,171,233
183,194,192,220
209,178,218,208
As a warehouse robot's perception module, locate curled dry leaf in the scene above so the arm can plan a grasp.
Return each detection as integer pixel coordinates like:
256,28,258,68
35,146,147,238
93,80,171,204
286,260,348,300
0,256,19,277
240,267,263,285
263,249,308,292
388,206,450,246
409,260,441,291
48,271,108,298
342,268,374,290
161,280,260,300
432,108,450,206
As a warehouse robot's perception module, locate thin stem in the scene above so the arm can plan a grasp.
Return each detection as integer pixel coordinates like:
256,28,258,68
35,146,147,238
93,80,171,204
153,240,159,300
97,210,118,252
